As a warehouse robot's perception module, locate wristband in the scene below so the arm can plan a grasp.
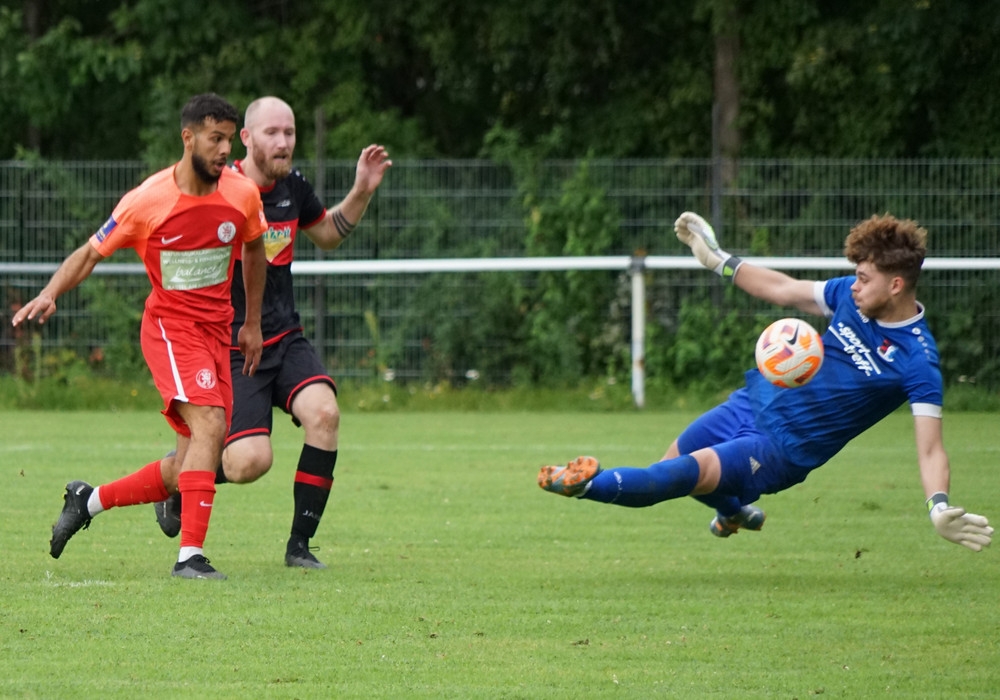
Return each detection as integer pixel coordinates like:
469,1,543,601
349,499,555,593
713,255,744,282
926,492,948,515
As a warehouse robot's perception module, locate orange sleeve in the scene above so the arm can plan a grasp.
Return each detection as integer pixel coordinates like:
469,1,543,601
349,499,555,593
245,192,267,242
91,169,179,257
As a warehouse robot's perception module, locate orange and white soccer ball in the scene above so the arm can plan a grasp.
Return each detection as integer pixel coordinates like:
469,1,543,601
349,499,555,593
754,318,824,388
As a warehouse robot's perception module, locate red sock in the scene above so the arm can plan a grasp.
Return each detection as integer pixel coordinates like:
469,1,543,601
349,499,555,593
178,470,217,549
98,460,170,510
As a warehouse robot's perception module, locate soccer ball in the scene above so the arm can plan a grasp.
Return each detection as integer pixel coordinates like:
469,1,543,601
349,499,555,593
754,318,824,388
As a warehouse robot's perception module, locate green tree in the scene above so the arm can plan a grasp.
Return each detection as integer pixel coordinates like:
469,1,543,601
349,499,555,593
521,158,623,383
3,0,1000,159
0,1,144,158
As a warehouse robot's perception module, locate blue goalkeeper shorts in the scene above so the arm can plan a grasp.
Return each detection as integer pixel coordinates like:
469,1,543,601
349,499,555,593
675,388,811,504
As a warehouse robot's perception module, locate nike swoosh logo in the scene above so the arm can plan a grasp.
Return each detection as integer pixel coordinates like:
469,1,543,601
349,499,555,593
161,235,183,245
788,323,800,345
199,501,213,508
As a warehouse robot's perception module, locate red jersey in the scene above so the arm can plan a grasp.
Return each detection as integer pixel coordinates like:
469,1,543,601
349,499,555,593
90,165,267,325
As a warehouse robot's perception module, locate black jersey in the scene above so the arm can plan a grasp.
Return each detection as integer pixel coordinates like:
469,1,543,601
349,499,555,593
229,161,326,344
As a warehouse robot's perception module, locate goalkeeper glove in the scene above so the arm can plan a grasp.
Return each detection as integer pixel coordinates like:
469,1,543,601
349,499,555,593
674,211,743,281
927,493,993,552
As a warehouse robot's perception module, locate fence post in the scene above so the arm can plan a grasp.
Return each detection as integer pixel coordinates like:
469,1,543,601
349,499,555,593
629,255,646,408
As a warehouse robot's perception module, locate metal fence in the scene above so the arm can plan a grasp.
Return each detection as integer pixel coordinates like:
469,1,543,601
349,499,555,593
2,159,999,389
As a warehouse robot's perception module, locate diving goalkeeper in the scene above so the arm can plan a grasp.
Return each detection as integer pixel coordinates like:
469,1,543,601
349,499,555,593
538,212,992,552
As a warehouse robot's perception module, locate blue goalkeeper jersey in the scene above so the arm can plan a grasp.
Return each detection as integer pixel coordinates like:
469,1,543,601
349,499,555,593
746,275,943,470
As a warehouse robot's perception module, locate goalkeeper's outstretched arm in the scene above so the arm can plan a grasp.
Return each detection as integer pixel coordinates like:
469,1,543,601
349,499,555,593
674,211,822,315
914,415,993,552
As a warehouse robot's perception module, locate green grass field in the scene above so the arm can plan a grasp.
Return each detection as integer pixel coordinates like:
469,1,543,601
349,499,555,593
2,409,997,698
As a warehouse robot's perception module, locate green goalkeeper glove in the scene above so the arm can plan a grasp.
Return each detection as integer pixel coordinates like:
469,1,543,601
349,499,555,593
927,493,993,552
674,211,743,281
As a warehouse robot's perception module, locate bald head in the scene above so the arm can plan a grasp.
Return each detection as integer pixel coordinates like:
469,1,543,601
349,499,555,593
240,96,297,184
244,96,294,131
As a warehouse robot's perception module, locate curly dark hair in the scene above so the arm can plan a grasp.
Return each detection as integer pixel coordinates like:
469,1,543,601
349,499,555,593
844,214,927,290
180,93,239,130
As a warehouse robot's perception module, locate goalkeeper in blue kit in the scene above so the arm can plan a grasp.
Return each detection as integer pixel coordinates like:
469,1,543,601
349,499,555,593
538,212,992,552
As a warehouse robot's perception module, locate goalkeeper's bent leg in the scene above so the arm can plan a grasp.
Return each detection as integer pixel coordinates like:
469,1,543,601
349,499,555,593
694,493,742,518
582,455,700,507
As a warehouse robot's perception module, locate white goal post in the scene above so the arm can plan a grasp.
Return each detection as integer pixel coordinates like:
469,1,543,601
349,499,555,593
4,255,999,407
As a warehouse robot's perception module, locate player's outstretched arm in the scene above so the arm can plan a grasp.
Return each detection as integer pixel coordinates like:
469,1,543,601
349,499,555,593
674,211,822,314
305,144,392,250
915,415,992,551
12,242,104,326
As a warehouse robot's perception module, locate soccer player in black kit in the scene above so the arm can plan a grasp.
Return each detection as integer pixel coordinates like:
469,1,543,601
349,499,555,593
154,96,392,568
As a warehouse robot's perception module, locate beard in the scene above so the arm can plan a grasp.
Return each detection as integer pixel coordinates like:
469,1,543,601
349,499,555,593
191,152,222,184
855,295,889,320
253,146,293,182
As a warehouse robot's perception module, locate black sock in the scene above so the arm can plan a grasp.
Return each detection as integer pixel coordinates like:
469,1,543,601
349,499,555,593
290,445,337,543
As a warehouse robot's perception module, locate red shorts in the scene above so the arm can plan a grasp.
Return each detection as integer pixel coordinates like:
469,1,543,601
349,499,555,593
140,312,233,437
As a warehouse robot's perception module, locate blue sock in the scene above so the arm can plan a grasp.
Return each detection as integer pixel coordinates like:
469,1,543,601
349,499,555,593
582,455,700,507
694,493,742,518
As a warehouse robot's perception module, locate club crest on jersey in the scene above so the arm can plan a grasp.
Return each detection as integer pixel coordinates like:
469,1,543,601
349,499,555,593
96,216,117,242
217,221,237,243
877,339,898,362
195,368,216,389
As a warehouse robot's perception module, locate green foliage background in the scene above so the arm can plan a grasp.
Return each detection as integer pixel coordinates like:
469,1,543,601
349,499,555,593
2,1,998,398
3,1,1000,161
4,157,1000,398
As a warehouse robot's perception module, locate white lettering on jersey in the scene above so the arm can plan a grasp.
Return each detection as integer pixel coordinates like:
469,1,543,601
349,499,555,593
830,322,882,376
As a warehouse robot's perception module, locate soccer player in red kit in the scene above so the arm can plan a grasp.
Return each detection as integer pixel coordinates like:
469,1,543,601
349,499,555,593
12,93,268,580
153,96,391,568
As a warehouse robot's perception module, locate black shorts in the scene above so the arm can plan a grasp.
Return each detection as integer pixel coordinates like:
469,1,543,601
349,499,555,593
227,330,336,444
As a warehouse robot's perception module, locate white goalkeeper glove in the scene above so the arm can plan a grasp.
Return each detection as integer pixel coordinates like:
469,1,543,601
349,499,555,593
674,211,744,281
927,493,993,552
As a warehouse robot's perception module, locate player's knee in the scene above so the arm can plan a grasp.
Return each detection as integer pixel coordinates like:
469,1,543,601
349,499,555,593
662,440,681,461
301,397,340,433
318,400,340,430
187,406,229,445
223,439,273,483
226,454,272,483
